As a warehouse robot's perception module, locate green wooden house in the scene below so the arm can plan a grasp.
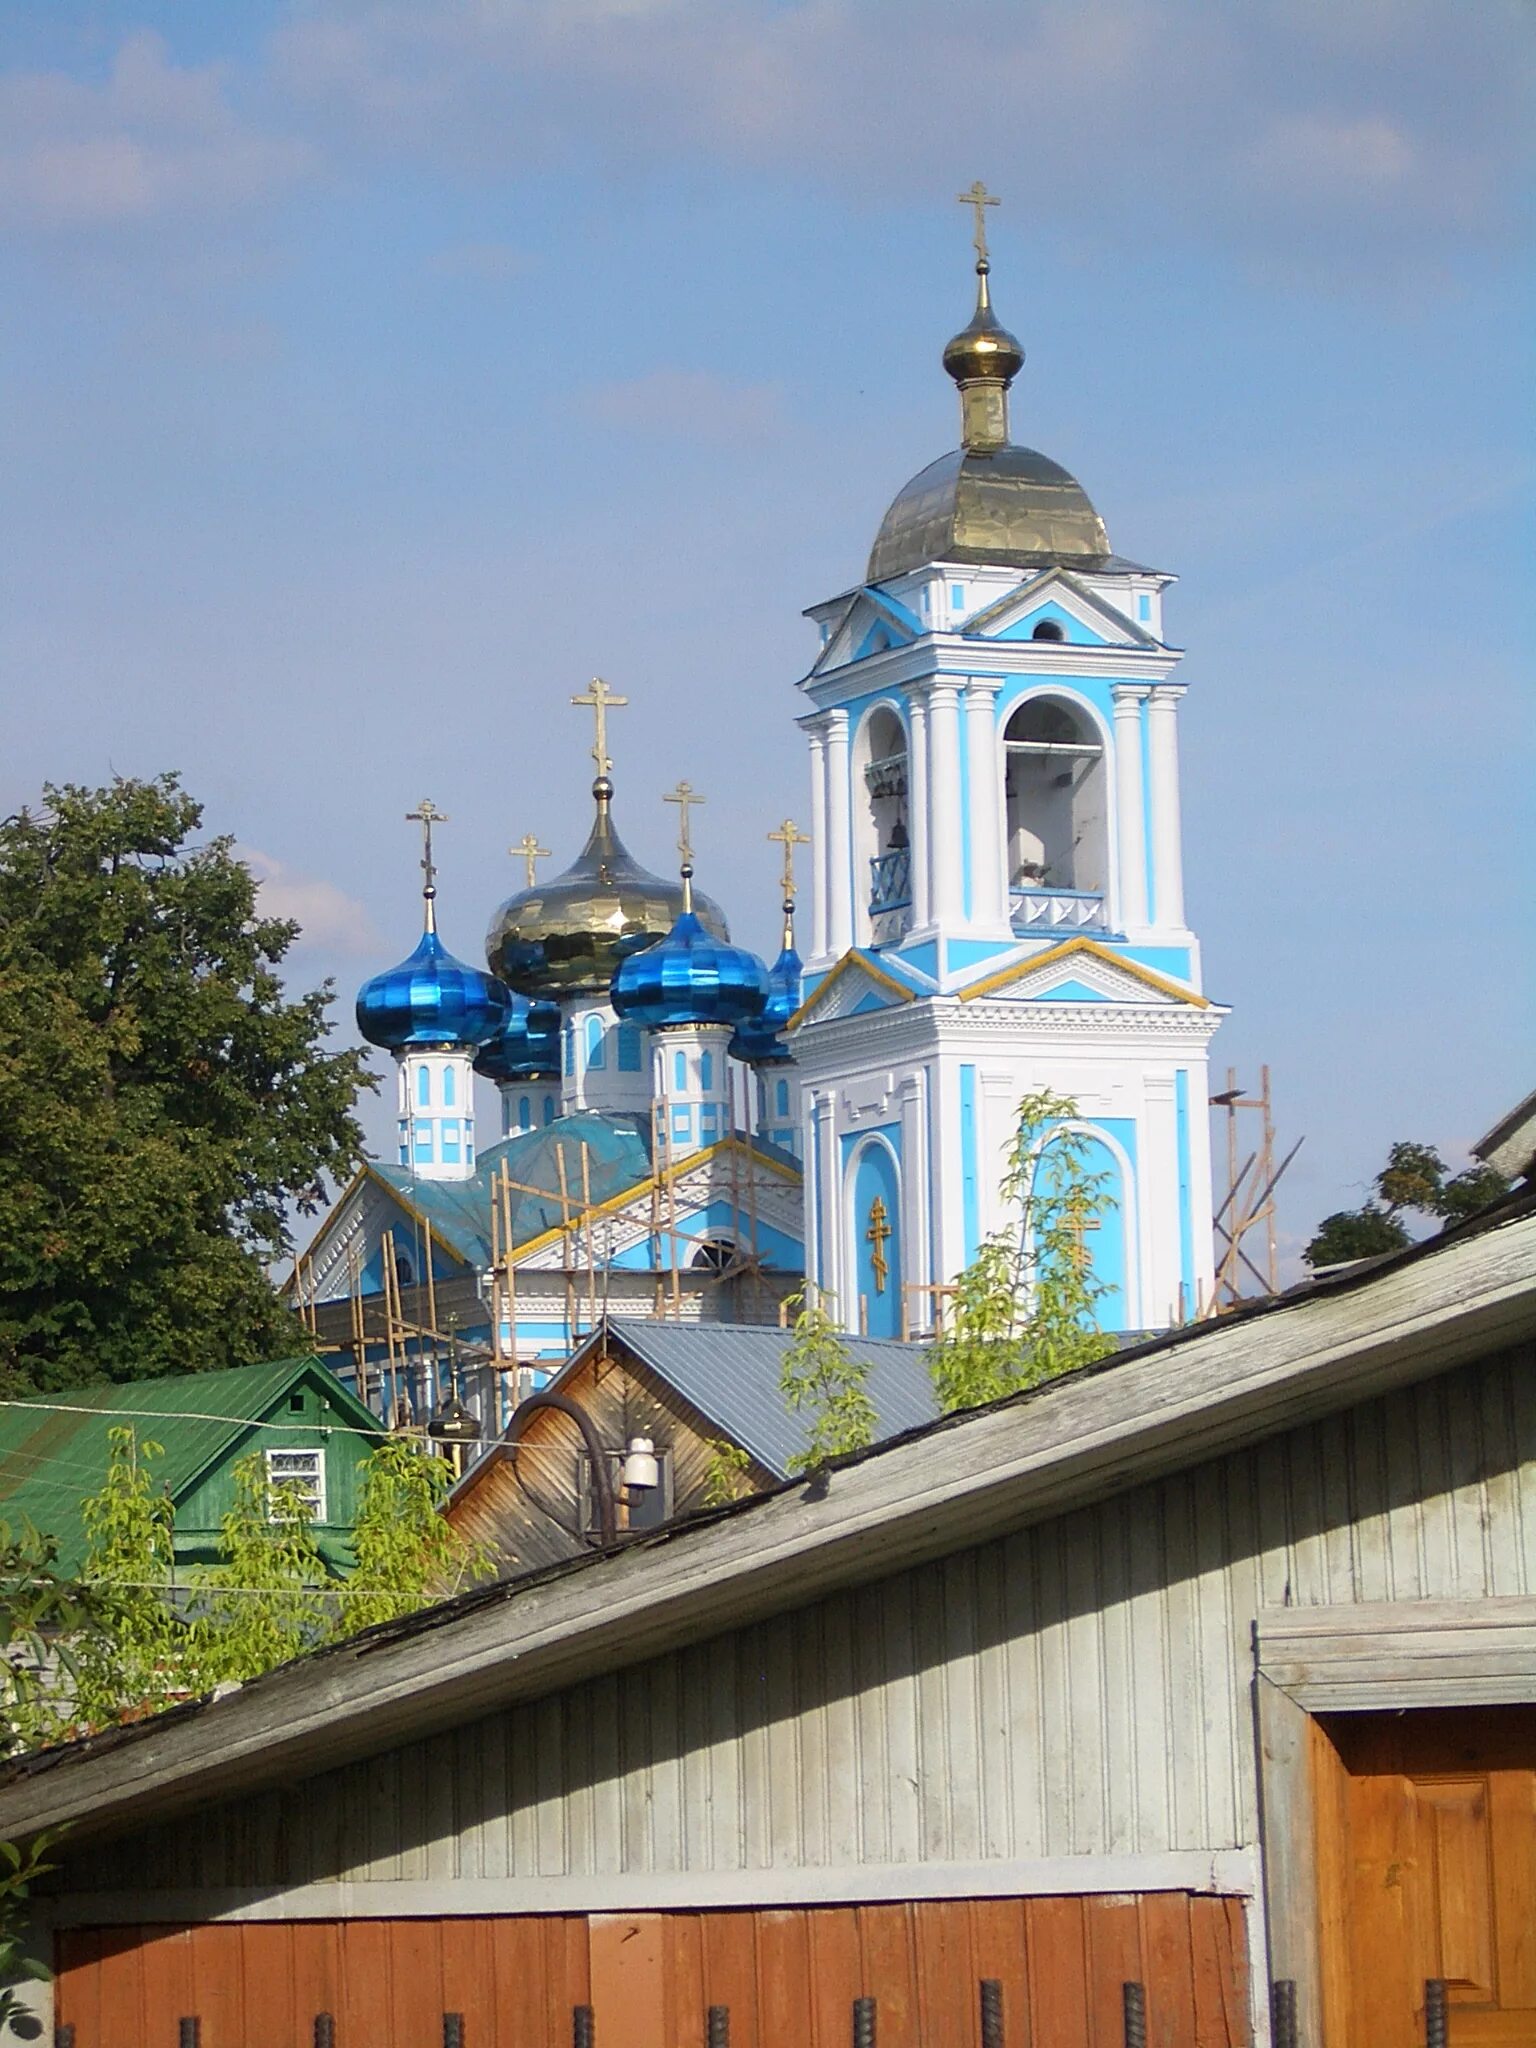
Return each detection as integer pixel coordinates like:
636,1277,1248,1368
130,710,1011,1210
0,1358,385,1577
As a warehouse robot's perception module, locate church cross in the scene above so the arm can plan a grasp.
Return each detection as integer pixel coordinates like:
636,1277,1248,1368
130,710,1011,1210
406,798,448,897
571,676,628,778
1065,1192,1101,1274
866,1195,892,1294
664,780,705,864
511,833,551,888
767,817,811,902
956,180,1000,264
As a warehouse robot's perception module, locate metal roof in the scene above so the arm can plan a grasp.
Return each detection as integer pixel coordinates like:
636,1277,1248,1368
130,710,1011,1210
0,1357,381,1574
593,1318,940,1477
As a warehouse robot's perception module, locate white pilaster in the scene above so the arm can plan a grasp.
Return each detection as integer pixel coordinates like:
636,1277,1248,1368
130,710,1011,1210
824,709,854,958
808,724,829,964
898,1069,930,1318
1146,686,1186,929
812,1089,841,1314
927,682,964,928
907,693,931,930
963,678,1008,933
1112,684,1150,930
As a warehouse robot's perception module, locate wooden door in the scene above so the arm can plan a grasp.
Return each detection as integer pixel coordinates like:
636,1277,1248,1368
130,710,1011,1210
1315,1707,1536,2045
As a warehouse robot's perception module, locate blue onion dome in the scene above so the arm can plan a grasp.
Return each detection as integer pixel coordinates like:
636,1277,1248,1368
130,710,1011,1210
357,891,513,1053
729,906,803,1064
473,994,561,1082
611,861,769,1030
487,777,728,999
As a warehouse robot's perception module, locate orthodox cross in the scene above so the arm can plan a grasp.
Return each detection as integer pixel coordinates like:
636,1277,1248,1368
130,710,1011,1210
767,817,811,902
866,1195,892,1294
956,179,1000,265
664,780,705,865
511,833,551,888
1065,1195,1101,1275
571,676,628,778
406,798,447,897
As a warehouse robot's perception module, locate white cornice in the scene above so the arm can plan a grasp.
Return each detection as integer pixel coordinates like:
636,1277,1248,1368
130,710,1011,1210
799,633,1183,709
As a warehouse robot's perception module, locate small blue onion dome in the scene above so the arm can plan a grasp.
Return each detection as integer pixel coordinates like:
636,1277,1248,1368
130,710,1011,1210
356,924,513,1052
611,867,769,1031
473,994,561,1082
729,925,802,1064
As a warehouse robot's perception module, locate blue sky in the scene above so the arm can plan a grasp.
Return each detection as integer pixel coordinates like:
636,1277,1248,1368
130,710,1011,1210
1,0,1531,1266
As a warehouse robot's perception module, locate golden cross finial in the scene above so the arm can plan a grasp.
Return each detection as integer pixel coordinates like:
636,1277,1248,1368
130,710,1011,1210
511,833,551,889
767,818,811,902
663,780,705,864
406,797,447,902
571,676,628,779
866,1195,892,1294
956,180,1000,265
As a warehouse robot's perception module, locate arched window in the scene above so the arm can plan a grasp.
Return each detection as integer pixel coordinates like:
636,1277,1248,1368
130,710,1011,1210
775,1078,790,1118
1004,696,1108,896
542,1094,557,1125
1031,618,1066,642
393,1248,414,1288
855,705,911,927
416,1064,431,1108
699,1049,714,1093
442,1065,456,1108
673,1049,687,1093
518,1094,531,1130
586,1013,607,1069
617,1023,642,1072
691,1237,736,1271
563,1023,575,1077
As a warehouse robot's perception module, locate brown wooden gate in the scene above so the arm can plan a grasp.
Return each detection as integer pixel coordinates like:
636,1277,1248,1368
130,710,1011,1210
57,1893,1250,2047
1314,1706,1536,2045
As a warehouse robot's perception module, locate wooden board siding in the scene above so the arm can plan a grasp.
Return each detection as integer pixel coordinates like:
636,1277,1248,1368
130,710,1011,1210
81,1347,1536,1904
57,1894,1248,2047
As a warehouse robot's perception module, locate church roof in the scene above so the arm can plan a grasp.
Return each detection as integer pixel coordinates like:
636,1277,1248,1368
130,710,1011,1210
868,443,1112,583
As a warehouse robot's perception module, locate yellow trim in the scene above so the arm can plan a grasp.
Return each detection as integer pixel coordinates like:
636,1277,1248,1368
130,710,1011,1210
785,950,915,1032
958,936,1210,1008
508,1135,803,1262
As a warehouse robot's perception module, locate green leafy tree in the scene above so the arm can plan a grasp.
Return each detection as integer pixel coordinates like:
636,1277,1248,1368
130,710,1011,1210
700,1439,755,1508
73,1429,194,1729
930,1089,1116,1415
191,1454,331,1686
1304,1139,1512,1269
0,775,374,1394
779,1292,877,1472
342,1434,483,1629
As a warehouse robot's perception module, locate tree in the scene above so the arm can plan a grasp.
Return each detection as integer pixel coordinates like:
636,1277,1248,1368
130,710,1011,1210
0,775,374,1394
1304,1139,1511,1269
930,1089,1116,1415
778,1292,877,1472
342,1433,483,1629
72,1429,191,1730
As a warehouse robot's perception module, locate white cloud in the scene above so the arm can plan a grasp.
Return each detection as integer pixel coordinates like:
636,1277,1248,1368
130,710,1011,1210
0,32,312,232
589,367,782,439
241,847,381,957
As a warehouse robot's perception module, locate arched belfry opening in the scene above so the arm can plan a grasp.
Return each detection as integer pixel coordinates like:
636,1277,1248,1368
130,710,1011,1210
855,706,911,942
1004,697,1109,922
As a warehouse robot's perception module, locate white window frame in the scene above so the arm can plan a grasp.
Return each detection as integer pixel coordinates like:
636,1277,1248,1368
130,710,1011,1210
265,1445,326,1523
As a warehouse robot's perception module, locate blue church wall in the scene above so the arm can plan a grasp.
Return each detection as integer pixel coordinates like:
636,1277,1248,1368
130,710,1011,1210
1033,977,1113,1003
991,599,1106,646
1032,1124,1130,1335
609,1199,802,1276
1120,944,1195,983
848,1136,903,1340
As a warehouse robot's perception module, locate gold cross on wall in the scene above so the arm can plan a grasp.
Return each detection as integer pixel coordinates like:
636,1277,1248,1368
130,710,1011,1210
866,1195,892,1294
767,817,811,901
511,833,551,888
956,179,1000,264
571,677,628,778
406,797,448,896
664,780,705,864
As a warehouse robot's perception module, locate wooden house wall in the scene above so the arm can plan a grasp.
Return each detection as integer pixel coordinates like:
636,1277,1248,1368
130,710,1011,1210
82,1345,1536,1902
447,1351,774,1575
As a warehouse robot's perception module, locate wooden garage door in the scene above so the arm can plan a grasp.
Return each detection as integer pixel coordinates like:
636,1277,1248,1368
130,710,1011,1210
57,1893,1250,2047
1315,1707,1536,2045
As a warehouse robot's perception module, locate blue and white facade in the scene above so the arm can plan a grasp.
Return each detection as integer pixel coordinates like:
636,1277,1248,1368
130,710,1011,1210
789,254,1222,1337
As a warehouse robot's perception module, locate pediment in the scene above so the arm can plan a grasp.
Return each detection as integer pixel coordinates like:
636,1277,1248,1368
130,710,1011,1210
960,938,1208,1009
788,952,916,1029
810,587,922,676
963,568,1157,649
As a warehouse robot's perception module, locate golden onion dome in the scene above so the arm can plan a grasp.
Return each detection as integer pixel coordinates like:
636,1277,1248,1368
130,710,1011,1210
486,779,728,998
941,262,1025,388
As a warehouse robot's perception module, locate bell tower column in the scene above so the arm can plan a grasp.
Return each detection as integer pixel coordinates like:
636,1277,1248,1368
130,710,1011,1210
824,710,854,957
1112,684,1150,929
926,682,964,928
907,693,931,930
1147,685,1186,928
964,677,1008,932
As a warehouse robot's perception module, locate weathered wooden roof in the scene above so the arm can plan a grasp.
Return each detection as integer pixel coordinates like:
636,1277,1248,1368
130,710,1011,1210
2,1196,1532,1844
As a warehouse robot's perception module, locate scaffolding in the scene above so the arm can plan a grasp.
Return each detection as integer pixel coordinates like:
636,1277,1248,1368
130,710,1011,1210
1208,1065,1303,1312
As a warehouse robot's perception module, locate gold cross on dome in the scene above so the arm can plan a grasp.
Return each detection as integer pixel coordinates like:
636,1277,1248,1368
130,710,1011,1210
406,797,448,895
866,1195,892,1294
511,833,551,888
956,180,1000,264
571,676,628,778
664,780,705,863
767,818,811,901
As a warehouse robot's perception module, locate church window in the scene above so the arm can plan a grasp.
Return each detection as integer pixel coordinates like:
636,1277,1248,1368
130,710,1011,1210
950,583,965,610
543,1094,557,1126
1004,696,1108,898
586,1013,607,1069
674,1049,687,1093
776,1078,790,1118
692,1236,735,1271
416,1064,431,1108
1137,593,1152,622
563,1023,575,1076
518,1094,531,1130
442,1065,456,1108
1031,618,1065,642
699,1049,714,1092
857,705,911,927
617,1023,643,1072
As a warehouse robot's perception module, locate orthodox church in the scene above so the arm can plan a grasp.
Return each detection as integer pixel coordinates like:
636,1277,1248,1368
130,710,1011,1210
293,186,1221,1426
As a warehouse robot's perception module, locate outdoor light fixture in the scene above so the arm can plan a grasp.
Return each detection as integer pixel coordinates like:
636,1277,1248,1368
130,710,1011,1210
621,1436,659,1493
427,1394,480,1445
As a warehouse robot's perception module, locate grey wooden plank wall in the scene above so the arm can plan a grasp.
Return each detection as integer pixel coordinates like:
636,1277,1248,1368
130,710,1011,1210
95,1344,1536,1892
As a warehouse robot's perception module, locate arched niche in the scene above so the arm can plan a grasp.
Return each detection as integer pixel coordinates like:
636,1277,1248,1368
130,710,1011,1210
852,703,911,942
1003,695,1109,897
848,1137,903,1340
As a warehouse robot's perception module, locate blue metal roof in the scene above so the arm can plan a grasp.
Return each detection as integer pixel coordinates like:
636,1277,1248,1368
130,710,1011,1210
595,1317,940,1478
